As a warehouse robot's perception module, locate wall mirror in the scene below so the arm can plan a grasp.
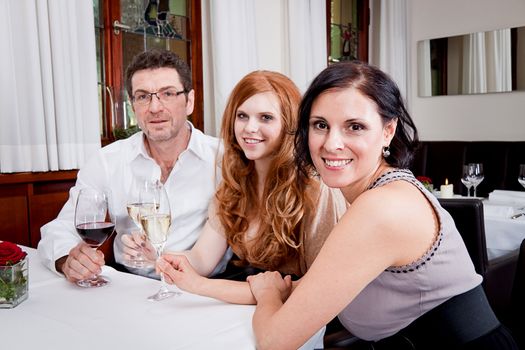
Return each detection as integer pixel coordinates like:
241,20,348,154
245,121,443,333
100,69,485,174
417,26,525,97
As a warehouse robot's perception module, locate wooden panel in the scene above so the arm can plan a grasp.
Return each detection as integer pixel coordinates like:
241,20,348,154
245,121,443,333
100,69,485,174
0,170,78,248
29,192,70,248
0,196,29,246
0,170,78,185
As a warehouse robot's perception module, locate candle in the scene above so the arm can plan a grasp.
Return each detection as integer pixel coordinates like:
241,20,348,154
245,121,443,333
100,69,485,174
440,178,454,198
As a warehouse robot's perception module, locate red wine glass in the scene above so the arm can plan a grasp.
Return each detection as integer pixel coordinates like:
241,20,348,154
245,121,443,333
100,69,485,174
74,188,115,287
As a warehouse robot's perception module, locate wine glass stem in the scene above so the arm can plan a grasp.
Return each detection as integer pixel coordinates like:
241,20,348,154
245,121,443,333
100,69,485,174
159,273,170,294
473,186,477,197
154,243,168,294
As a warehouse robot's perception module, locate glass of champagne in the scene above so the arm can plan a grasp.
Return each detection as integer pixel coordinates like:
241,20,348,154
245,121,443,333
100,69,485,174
519,164,525,189
461,165,473,197
467,163,484,198
74,188,115,288
124,178,156,268
140,181,180,301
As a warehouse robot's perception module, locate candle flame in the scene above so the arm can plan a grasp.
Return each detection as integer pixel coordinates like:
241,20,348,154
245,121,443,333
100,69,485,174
445,178,449,185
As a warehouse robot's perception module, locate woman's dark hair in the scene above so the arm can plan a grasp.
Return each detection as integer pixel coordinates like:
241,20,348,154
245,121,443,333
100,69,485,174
295,61,419,175
125,49,192,97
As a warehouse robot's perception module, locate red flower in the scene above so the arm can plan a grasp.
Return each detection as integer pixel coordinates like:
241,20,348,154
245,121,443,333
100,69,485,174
416,176,432,185
0,241,27,266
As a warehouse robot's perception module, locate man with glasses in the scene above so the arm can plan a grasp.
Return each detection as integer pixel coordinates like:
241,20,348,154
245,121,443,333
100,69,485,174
38,49,229,283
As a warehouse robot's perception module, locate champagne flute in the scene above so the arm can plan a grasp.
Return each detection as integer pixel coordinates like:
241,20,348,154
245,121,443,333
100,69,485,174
74,188,115,288
467,163,484,197
461,165,473,197
519,164,525,189
124,177,156,268
140,181,180,301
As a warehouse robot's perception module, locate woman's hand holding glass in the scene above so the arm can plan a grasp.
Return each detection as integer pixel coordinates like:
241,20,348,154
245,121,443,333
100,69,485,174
157,254,206,294
140,180,181,301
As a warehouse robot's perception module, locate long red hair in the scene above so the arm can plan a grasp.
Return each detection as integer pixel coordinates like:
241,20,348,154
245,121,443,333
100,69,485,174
216,71,313,270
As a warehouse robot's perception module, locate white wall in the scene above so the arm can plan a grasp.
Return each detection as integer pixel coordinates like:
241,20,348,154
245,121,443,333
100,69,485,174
408,0,525,141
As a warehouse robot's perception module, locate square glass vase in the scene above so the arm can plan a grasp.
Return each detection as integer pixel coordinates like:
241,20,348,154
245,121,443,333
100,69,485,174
0,256,28,308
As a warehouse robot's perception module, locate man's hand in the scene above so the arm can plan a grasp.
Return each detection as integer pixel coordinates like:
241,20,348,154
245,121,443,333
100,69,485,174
121,231,157,265
56,242,105,283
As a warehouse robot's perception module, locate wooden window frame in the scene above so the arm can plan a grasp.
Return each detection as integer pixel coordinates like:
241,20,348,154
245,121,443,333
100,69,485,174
101,0,204,145
326,0,369,64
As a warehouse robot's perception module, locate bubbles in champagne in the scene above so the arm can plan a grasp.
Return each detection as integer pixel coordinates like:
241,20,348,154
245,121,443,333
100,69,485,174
126,202,159,229
141,213,171,245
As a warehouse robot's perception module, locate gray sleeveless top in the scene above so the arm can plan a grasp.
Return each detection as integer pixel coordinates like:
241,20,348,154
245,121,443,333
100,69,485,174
337,169,482,341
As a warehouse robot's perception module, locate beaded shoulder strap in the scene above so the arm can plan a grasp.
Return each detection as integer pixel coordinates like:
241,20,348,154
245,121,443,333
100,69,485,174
367,168,417,190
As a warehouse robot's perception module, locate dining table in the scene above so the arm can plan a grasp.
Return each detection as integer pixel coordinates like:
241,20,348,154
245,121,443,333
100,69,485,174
482,190,525,261
1,247,324,350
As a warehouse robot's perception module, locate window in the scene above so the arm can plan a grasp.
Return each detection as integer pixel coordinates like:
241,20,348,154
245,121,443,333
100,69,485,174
327,0,369,64
93,0,203,143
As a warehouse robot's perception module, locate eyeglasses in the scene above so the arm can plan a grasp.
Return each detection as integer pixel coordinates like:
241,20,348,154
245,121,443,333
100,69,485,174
131,89,186,106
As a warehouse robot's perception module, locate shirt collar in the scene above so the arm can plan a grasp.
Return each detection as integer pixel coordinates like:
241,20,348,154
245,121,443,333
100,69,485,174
126,121,208,163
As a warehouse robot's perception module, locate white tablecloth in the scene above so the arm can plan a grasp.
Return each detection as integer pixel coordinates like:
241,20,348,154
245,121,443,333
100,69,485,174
483,196,525,260
1,248,324,350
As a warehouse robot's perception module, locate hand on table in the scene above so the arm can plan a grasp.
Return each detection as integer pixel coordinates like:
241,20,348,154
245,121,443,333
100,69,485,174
58,242,105,283
156,254,205,294
121,231,156,264
247,271,292,302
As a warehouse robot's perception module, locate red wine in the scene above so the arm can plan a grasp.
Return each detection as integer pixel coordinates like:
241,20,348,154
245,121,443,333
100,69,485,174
76,222,115,247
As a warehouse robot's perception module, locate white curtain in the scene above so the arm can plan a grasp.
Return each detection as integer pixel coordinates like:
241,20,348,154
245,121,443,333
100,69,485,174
202,0,259,136
462,32,487,94
0,0,100,173
417,40,432,97
202,0,327,136
282,0,327,93
369,0,409,101
486,29,512,93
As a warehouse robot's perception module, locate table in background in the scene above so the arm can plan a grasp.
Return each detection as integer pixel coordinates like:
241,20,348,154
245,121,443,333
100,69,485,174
483,199,525,260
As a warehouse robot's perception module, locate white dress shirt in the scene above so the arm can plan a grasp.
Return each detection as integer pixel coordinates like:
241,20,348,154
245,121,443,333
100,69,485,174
38,122,229,278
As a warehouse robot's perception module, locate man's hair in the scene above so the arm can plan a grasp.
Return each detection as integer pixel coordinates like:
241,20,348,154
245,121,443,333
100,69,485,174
125,49,192,97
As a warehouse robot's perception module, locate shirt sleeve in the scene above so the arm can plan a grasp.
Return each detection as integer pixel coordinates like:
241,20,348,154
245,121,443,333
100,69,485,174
37,150,108,275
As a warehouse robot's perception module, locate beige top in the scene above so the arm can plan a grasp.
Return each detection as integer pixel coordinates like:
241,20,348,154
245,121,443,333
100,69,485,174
207,180,348,276
338,169,482,341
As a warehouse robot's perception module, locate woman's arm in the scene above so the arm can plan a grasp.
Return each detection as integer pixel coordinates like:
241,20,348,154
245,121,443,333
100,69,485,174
158,254,258,304
247,182,438,349
179,221,230,276
156,220,260,304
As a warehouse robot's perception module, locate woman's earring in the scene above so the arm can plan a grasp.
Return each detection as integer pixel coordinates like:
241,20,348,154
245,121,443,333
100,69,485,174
382,146,391,158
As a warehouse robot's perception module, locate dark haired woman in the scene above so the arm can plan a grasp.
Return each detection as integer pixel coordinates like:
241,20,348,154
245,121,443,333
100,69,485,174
246,61,518,350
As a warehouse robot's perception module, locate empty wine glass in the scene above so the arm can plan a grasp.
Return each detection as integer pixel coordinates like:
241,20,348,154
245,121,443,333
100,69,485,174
140,181,180,301
467,163,484,197
461,165,473,197
519,164,525,189
74,188,115,288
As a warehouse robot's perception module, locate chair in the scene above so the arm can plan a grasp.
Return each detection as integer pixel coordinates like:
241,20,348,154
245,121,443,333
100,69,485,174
508,238,525,347
438,198,519,323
